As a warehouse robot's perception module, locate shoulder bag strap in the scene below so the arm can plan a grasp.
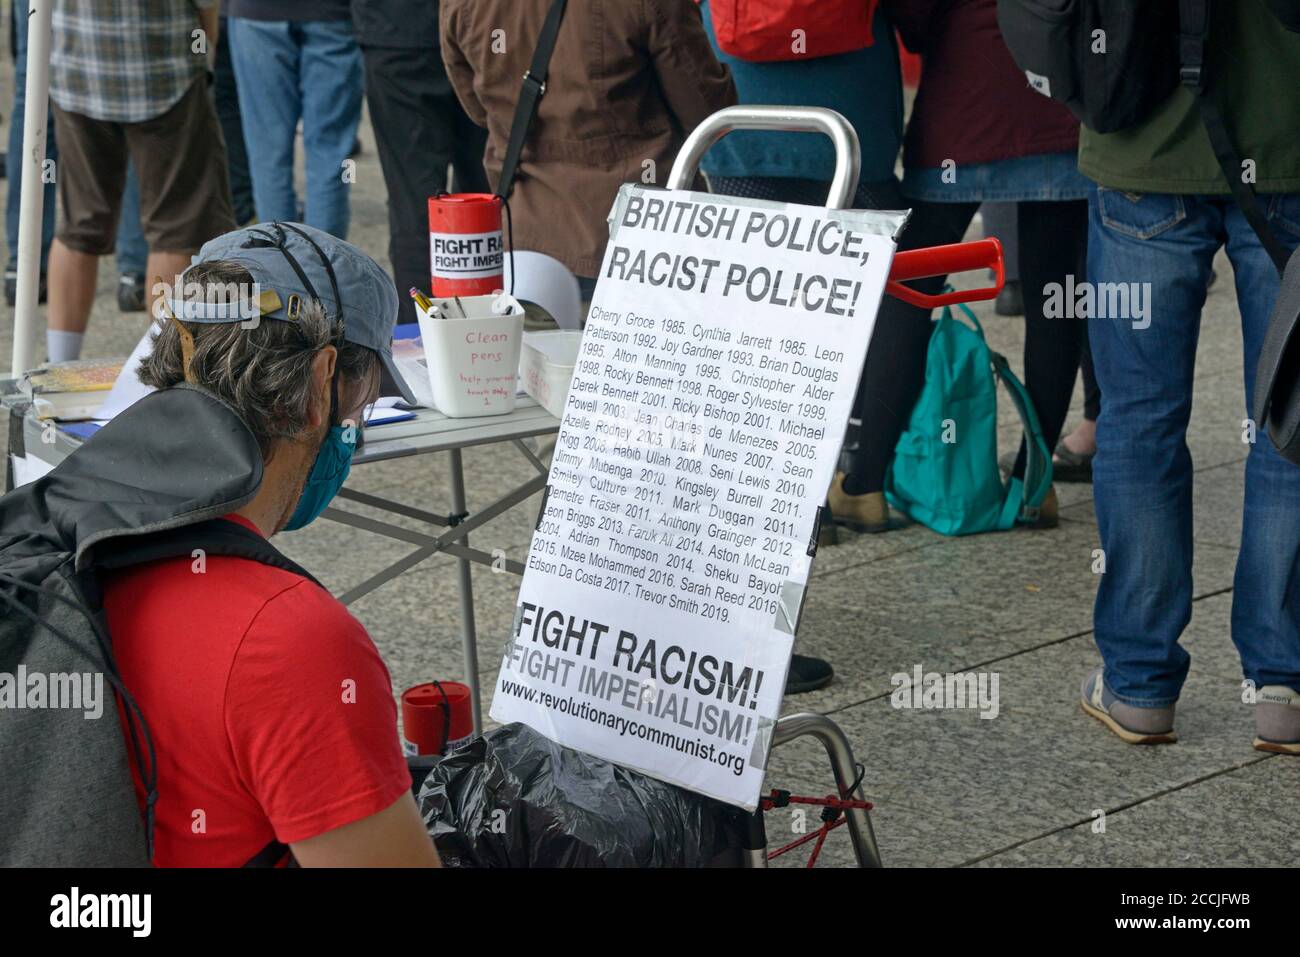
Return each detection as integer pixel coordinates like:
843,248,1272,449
496,0,569,199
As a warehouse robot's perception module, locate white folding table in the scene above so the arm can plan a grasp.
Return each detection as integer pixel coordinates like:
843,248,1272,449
6,395,560,733
321,400,558,732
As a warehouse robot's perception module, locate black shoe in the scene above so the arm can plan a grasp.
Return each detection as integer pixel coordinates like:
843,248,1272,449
785,654,834,695
6,270,48,306
994,279,1023,317
117,273,147,313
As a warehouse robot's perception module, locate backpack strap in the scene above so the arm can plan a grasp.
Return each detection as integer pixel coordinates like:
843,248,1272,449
991,353,1054,526
496,0,568,199
939,303,1052,526
1179,0,1290,275
93,518,321,588
243,838,294,868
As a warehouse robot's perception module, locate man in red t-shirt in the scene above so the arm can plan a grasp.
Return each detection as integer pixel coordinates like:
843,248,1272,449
103,223,438,866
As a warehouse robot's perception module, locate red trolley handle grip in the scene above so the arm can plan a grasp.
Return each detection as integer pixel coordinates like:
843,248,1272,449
885,237,1005,308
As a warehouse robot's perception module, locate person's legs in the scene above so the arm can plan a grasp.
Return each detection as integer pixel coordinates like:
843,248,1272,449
1080,341,1100,423
46,104,130,351
215,15,255,224
6,0,57,288
1226,194,1300,704
363,42,476,324
450,108,489,195
298,19,363,238
115,163,147,278
227,17,302,224
847,196,980,495
113,163,149,310
983,201,1023,316
126,78,236,312
46,241,98,357
1088,187,1222,712
1010,199,1089,479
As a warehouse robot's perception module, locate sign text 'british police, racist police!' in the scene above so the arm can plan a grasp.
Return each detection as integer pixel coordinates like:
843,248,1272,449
605,193,872,317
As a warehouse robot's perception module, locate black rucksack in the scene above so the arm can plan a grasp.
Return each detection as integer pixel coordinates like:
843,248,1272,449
996,0,1179,135
0,386,309,866
997,0,1297,273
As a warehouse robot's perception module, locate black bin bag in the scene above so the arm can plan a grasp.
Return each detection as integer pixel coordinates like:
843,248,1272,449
416,723,752,867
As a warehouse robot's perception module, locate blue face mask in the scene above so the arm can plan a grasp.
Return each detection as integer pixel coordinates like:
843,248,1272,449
284,422,357,531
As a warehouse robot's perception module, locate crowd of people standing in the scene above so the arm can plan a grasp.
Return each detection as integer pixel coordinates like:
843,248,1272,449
5,0,1299,749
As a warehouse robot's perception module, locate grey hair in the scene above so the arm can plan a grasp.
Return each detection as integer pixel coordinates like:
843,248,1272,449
139,260,379,461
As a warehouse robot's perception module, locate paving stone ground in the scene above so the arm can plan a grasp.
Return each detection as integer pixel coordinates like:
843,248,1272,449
4,52,1294,867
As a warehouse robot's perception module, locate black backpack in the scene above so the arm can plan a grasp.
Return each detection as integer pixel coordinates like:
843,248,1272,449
0,386,308,866
996,0,1179,135
997,0,1298,273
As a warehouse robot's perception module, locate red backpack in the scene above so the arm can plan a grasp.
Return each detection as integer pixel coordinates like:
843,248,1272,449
706,0,878,62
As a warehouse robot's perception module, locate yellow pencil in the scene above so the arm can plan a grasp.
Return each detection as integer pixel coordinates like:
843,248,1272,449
408,286,434,313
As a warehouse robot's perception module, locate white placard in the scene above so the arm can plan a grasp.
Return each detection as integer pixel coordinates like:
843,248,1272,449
490,185,899,809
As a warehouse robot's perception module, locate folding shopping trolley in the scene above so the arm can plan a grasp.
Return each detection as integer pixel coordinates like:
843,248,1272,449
664,106,1006,868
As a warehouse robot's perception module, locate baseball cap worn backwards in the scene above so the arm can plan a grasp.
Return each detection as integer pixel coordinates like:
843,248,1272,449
168,221,418,404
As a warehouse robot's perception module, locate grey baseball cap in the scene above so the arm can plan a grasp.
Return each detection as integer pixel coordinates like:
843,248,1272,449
172,221,418,404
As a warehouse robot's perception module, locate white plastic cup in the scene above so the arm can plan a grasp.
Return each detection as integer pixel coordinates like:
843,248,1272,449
416,293,524,417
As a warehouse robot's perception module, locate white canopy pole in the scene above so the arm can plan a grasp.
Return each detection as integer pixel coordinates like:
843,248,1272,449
11,0,53,377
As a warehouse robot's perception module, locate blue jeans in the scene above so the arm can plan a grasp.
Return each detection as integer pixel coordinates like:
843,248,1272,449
227,17,362,239
6,3,146,276
1088,185,1300,705
115,165,148,276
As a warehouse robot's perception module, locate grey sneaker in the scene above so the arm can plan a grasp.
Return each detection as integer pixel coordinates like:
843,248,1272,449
1080,667,1176,744
1254,685,1300,754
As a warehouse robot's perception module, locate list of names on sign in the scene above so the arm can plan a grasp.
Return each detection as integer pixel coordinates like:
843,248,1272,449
537,310,850,628
491,185,900,809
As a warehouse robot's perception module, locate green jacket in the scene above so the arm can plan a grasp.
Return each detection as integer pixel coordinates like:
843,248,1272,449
1078,0,1300,195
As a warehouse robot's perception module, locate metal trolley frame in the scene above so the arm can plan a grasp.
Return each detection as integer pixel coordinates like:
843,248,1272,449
668,106,1005,868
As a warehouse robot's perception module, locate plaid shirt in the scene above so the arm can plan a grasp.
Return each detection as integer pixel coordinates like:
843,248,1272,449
50,0,214,123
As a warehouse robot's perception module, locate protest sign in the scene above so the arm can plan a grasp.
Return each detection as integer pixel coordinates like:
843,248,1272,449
490,184,902,809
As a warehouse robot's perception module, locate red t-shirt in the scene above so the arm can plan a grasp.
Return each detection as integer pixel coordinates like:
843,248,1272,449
103,515,411,867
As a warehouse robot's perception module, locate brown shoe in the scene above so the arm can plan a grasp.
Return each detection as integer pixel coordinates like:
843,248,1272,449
826,471,890,533
1022,486,1059,529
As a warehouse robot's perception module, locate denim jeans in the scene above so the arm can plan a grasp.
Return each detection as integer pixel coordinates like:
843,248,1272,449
5,3,147,275
227,17,362,239
1088,185,1300,705
116,164,148,277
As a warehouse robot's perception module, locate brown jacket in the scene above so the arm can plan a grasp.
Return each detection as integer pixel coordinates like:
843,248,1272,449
441,0,736,279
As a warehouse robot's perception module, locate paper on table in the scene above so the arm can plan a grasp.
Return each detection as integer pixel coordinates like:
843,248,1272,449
95,322,160,421
390,337,436,408
93,322,447,420
9,453,55,488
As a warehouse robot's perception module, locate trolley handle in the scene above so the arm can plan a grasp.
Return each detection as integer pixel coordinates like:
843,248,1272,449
886,238,1005,308
666,105,861,211
668,107,1003,308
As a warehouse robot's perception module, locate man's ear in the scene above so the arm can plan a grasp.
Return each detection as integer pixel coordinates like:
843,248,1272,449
306,346,338,432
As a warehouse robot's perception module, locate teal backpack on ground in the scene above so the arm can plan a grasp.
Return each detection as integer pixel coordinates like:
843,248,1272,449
884,301,1053,536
